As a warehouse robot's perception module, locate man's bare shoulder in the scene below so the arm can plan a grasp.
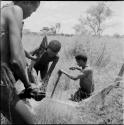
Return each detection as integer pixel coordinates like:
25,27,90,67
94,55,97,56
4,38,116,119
3,5,23,21
83,66,93,73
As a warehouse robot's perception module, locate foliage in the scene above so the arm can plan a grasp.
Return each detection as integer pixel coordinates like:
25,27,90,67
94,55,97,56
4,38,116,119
74,2,113,36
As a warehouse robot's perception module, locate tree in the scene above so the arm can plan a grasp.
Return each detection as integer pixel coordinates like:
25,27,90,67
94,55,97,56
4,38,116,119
73,24,89,35
74,2,113,36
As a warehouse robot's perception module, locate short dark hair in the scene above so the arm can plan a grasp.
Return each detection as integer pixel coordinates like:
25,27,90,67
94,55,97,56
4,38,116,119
75,53,87,62
13,1,40,8
47,40,61,53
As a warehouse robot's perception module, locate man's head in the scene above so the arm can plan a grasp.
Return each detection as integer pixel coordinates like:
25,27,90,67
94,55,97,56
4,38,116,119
13,1,40,19
47,40,61,58
75,53,87,68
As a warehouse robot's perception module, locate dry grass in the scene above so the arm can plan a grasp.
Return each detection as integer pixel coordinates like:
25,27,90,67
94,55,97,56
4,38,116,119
29,98,82,124
1,33,124,124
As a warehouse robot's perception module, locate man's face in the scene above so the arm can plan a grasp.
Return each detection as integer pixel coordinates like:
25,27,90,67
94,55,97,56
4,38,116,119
76,59,85,67
47,48,58,58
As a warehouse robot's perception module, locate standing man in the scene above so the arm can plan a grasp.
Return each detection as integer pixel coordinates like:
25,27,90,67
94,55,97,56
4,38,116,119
1,1,42,124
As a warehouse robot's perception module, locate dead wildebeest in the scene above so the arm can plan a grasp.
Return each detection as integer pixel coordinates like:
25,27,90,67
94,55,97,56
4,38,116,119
1,63,82,124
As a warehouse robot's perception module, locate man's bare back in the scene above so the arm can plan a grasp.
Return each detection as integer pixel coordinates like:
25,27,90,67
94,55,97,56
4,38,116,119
79,67,94,93
1,2,41,124
1,4,26,69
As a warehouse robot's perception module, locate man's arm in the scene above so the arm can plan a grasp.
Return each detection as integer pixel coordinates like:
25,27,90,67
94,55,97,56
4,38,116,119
30,47,39,56
7,6,30,88
47,57,59,77
25,50,37,61
59,69,87,81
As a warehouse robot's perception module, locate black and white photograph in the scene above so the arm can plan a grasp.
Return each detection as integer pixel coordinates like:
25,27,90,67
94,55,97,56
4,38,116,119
1,1,124,124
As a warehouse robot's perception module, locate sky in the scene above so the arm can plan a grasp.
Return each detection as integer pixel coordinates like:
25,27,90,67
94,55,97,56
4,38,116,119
1,1,124,35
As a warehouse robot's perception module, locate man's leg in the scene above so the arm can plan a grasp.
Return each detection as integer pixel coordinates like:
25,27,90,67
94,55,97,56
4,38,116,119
70,88,87,102
40,66,48,80
1,64,36,124
73,89,82,102
39,66,48,92
28,61,38,84
1,88,36,124
69,89,81,102
79,89,91,100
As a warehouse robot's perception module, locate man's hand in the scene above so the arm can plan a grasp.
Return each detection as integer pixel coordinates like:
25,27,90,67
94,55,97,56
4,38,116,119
69,67,77,70
19,86,46,101
69,67,82,71
43,74,50,83
58,69,64,75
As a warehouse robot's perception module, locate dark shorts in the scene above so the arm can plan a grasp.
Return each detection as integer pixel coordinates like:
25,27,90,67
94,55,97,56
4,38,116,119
70,88,91,102
0,63,19,114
